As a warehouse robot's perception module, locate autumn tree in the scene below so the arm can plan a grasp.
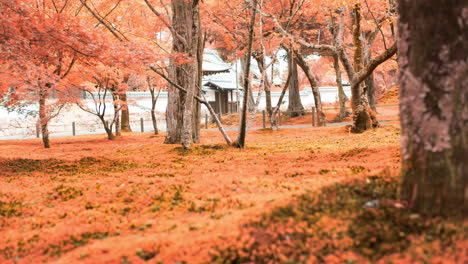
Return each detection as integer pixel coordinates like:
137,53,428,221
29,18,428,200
0,0,102,148
265,0,326,124
264,0,397,131
398,0,467,217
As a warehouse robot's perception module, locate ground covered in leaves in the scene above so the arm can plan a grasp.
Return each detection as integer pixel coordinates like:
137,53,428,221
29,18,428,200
0,120,466,263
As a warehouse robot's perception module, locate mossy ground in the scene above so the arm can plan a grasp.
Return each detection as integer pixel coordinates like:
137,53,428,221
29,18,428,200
210,175,467,263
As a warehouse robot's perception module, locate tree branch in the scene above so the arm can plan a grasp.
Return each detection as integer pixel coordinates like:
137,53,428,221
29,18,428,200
352,41,397,86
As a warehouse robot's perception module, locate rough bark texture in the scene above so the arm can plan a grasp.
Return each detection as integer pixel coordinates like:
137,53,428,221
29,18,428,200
287,49,305,117
398,0,468,217
350,4,375,133
120,92,132,132
165,0,202,148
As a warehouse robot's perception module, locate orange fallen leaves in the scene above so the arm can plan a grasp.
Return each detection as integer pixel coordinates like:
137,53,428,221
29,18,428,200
0,124,403,263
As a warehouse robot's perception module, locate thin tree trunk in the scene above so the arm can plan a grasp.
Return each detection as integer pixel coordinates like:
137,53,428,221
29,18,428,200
39,92,50,148
114,106,121,136
254,55,277,130
293,49,326,125
240,54,255,112
333,54,348,121
235,0,257,148
148,77,161,135
398,0,468,217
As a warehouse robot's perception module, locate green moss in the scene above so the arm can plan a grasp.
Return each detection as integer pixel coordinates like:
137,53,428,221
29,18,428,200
50,185,83,201
0,157,139,176
43,232,109,257
172,144,228,156
0,200,23,218
210,175,464,263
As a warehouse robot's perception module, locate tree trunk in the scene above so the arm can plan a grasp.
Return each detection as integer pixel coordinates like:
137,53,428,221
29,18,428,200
112,90,121,136
287,49,305,117
293,50,326,125
114,108,121,136
38,92,50,148
254,55,277,130
235,0,257,148
240,54,255,112
364,46,377,112
333,54,349,121
165,0,201,148
149,86,160,135
365,74,376,111
120,92,132,132
398,0,468,217
100,117,114,140
148,77,160,135
350,4,376,133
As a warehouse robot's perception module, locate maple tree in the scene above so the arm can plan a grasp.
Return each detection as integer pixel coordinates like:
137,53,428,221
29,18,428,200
0,0,104,148
257,0,397,132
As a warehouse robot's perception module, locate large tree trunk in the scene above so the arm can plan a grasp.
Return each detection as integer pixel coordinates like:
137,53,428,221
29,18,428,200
287,49,305,117
120,92,132,132
165,0,201,148
293,50,326,125
38,91,50,148
398,0,468,217
350,4,376,133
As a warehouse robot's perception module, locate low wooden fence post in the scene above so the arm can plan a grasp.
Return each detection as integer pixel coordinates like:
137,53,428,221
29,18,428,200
205,114,208,129
140,118,144,132
36,123,40,138
72,122,76,136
